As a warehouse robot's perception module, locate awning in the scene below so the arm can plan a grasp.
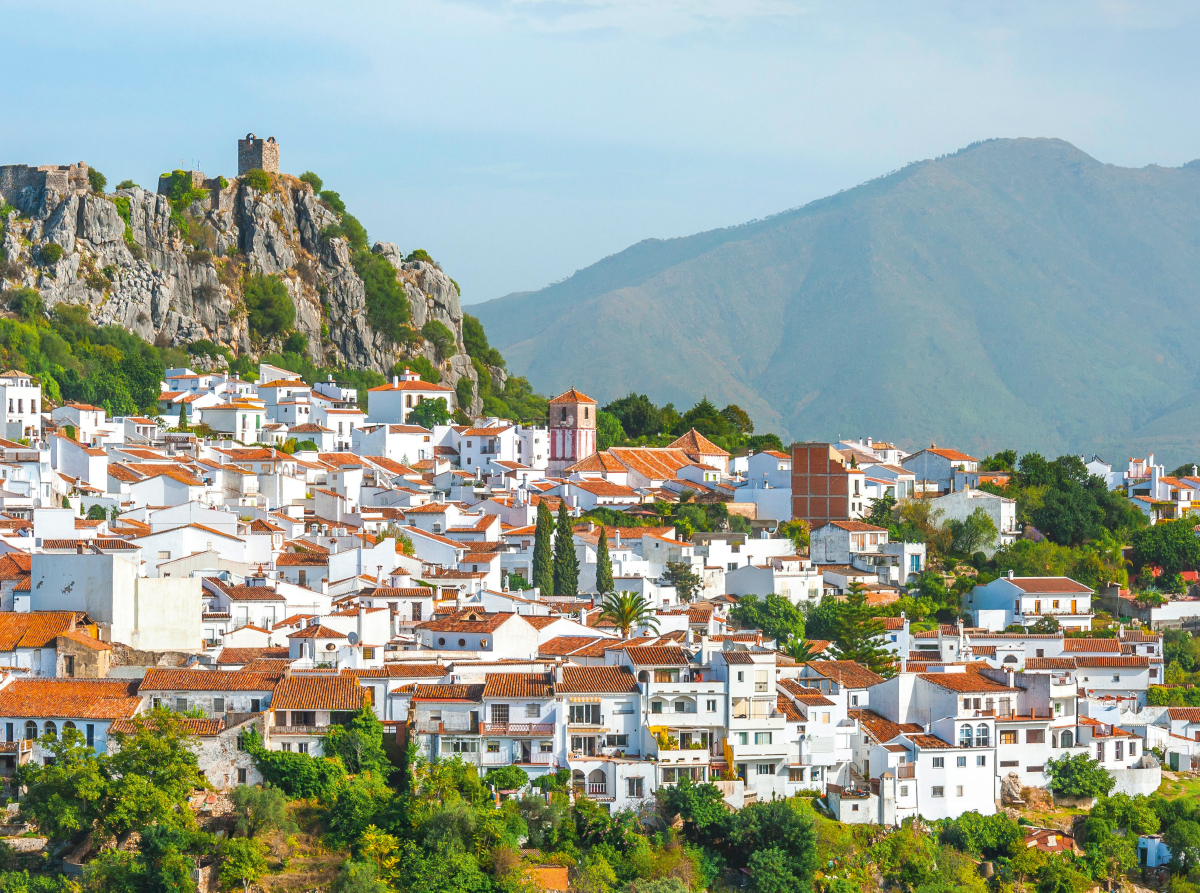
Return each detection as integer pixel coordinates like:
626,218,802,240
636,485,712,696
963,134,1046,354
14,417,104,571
569,696,601,703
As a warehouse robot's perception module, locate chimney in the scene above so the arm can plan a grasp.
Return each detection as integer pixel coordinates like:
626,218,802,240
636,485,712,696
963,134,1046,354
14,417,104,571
588,521,595,533
1007,569,1014,581
376,565,383,586
614,530,621,549
554,659,564,684
76,543,84,554
392,376,399,387
578,608,587,626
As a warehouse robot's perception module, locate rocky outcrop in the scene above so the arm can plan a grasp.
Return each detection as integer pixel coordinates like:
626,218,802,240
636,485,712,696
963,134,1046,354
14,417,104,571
0,172,480,410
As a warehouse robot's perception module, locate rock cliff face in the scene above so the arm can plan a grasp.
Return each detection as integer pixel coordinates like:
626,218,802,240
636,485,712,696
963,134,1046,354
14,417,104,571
0,171,481,412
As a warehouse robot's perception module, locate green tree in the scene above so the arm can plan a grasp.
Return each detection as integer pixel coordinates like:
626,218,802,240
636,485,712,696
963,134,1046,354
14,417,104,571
1045,752,1115,799
866,493,897,529
243,273,295,339
407,397,451,428
747,848,797,893
595,526,614,594
532,501,554,595
483,765,530,791
656,777,730,845
831,583,894,677
598,591,659,638
88,169,107,193
945,506,998,555
299,171,323,192
730,594,806,643
86,504,107,520
177,403,188,430
323,707,390,776
662,561,701,602
421,320,456,358
553,501,578,597
940,810,1023,858
220,838,267,892
731,799,817,893
720,404,754,435
231,784,292,839
1133,517,1200,575
778,519,810,552
1167,819,1200,874
603,393,663,439
596,411,625,451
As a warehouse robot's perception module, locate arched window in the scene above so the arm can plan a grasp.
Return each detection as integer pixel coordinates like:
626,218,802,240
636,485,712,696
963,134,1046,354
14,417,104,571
63,721,76,732
43,721,57,739
637,670,649,683
975,724,990,747
958,725,973,748
1003,655,1018,664
1052,733,1058,748
1060,730,1073,748
24,721,36,741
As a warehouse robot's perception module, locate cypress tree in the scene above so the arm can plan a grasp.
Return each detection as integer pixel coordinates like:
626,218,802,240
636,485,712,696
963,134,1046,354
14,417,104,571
553,501,579,597
177,403,188,430
595,526,614,595
532,501,554,595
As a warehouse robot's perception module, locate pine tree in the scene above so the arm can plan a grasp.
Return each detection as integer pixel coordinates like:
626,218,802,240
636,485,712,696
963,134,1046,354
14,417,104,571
831,582,895,677
532,501,554,596
595,526,614,594
177,404,188,430
553,501,579,597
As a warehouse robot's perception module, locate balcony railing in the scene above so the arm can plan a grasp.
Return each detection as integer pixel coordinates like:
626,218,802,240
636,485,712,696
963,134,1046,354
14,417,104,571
272,724,329,736
897,764,915,779
574,782,609,797
480,722,555,737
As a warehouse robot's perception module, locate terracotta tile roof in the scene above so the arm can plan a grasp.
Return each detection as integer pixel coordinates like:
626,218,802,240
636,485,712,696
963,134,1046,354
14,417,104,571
606,447,694,482
623,645,690,666
140,669,282,692
0,612,80,650
419,609,520,634
923,447,978,462
1074,656,1149,668
908,733,955,749
378,663,448,678
778,678,834,705
538,635,607,657
286,625,347,639
806,660,886,688
776,695,803,722
412,683,485,702
917,672,1017,693
849,708,924,742
817,520,889,533
548,388,595,405
58,629,112,651
1006,577,1093,594
557,665,640,694
567,480,640,498
367,379,452,393
276,552,329,567
1167,708,1200,722
563,452,629,474
110,716,225,737
1024,657,1076,670
131,463,205,486
223,586,285,602
1061,638,1121,653
217,647,290,665
0,678,141,719
317,453,365,467
242,658,294,673
273,674,367,711
482,672,554,699
668,428,729,458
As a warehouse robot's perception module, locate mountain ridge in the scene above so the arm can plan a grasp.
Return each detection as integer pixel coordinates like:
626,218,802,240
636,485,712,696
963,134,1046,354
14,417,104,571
474,137,1200,465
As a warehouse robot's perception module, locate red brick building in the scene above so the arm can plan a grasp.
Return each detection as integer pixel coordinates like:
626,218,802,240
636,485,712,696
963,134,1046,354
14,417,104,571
791,442,866,527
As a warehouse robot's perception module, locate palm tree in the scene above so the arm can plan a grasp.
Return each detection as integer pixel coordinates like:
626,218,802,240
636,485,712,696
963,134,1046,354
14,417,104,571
598,591,659,639
782,636,821,664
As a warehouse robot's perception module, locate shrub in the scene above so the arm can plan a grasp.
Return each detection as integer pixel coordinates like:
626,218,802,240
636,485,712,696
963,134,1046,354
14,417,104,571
340,214,369,252
398,355,440,383
4,288,43,320
484,765,530,791
283,331,308,355
1046,752,1115,799
407,397,451,429
243,273,295,339
462,313,505,367
319,190,346,214
405,248,435,265
456,376,474,411
241,169,273,192
352,250,411,344
87,169,106,193
116,179,137,190
161,170,208,213
85,270,108,291
189,339,231,361
218,176,229,189
421,320,456,358
299,171,323,192
39,244,63,265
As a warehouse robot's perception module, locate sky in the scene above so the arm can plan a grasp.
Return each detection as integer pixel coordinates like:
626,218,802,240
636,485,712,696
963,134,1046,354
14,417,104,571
4,1,1200,303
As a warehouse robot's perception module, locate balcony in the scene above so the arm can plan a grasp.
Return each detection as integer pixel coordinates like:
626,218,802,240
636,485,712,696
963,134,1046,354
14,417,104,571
993,709,1053,721
573,782,612,799
416,720,480,735
272,725,329,736
480,722,555,737
896,764,915,779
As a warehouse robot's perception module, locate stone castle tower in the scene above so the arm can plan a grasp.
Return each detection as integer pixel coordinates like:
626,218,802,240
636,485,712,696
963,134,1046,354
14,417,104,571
548,387,597,476
237,133,279,176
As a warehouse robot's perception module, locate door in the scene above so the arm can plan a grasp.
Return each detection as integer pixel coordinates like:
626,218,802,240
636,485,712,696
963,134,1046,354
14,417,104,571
1071,600,1077,614
521,741,532,763
470,711,480,731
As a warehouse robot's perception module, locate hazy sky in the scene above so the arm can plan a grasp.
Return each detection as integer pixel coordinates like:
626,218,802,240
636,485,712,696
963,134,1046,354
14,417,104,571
4,1,1200,303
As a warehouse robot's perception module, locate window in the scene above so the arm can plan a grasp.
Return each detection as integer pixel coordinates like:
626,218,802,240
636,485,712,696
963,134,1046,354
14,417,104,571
851,694,859,706
158,551,170,559
1097,742,1105,762
851,804,859,812
43,721,57,739
449,739,479,753
607,734,629,747
569,704,600,724
957,756,966,767
298,743,309,754
755,732,772,745
1000,760,1018,767
736,732,748,745
281,743,292,752
977,755,986,766
755,670,768,692
932,757,944,768
1115,741,1123,761
525,704,541,718
956,785,964,797
900,785,908,797
706,699,717,712
63,655,74,677
932,786,944,797
821,712,830,723
487,741,500,753
737,671,745,682
363,647,375,660
627,777,643,798
651,701,663,714
250,699,261,713
756,763,775,775
976,724,990,747
213,697,225,714
238,768,248,784
1026,729,1045,744
674,700,687,713
491,704,510,724
1000,730,1017,745
1130,742,1137,756
540,741,553,753
958,726,973,747
175,698,188,713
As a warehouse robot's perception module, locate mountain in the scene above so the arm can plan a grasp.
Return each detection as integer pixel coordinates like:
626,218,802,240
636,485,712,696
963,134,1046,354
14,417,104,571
474,138,1200,465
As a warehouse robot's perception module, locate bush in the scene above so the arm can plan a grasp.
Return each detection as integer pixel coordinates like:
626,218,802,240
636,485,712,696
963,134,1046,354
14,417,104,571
241,169,273,192
189,339,231,361
161,170,208,213
340,214,369,252
456,376,474,411
319,190,346,214
39,244,63,265
87,169,106,193
483,765,530,791
421,320,456,358
407,397,451,429
243,273,295,339
116,179,137,190
282,331,308,355
299,171,323,192
398,355,440,384
1046,752,1115,799
5,288,43,320
405,248,436,266
462,313,505,367
352,251,411,344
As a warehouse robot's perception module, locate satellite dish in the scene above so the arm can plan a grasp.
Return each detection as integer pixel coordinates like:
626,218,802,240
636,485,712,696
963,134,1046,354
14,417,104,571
348,631,360,645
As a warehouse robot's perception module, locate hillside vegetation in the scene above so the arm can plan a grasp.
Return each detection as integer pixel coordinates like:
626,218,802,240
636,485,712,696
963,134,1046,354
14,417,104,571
474,138,1200,465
